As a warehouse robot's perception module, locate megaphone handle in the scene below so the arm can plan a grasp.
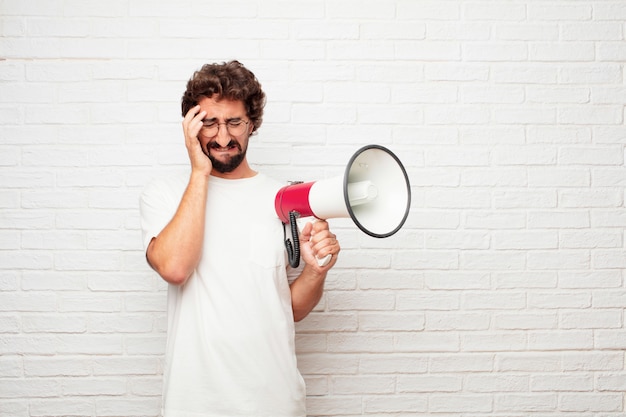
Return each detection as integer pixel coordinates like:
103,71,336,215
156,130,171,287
317,254,332,267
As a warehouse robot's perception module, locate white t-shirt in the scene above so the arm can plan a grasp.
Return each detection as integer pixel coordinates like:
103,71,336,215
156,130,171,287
140,172,306,417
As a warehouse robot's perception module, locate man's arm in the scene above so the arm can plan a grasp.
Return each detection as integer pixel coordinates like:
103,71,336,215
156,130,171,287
147,105,211,286
146,172,209,285
289,221,340,322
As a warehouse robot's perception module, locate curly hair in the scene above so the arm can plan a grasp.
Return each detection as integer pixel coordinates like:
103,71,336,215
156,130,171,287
181,60,266,133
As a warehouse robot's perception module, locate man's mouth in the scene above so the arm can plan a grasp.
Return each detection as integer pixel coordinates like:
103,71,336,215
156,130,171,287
209,140,241,152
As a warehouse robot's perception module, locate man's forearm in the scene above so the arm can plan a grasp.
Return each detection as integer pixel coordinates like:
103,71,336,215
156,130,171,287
147,172,209,285
290,265,327,322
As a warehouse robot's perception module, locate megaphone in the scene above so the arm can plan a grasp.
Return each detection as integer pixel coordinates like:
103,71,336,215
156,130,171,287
275,144,411,267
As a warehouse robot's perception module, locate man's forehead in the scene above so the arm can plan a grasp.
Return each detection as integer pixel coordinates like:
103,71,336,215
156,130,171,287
198,95,246,114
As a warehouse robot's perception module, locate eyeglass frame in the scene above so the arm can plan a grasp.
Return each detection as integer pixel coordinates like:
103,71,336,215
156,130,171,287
200,118,251,137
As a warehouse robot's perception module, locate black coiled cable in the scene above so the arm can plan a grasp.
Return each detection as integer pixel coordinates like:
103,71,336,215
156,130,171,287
284,211,300,268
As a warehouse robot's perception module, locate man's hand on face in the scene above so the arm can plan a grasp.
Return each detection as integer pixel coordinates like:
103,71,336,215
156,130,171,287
183,105,212,177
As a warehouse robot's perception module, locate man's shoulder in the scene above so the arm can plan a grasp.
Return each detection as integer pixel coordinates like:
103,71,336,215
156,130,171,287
255,172,283,188
142,169,189,197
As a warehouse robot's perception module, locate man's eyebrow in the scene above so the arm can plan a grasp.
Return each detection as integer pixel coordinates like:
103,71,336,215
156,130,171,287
201,117,243,123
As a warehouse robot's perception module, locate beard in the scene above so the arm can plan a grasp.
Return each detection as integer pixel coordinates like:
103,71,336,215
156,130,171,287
204,139,247,173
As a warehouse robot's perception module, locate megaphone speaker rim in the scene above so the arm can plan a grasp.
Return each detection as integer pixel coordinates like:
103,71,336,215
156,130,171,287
343,144,411,238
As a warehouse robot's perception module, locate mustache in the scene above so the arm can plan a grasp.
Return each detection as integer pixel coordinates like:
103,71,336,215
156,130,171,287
209,140,241,151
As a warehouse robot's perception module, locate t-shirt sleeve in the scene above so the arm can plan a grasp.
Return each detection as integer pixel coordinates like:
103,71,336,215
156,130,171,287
286,262,303,285
139,177,184,253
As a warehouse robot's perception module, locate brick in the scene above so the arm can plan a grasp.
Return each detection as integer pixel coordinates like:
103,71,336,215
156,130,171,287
527,86,589,104
0,315,20,333
397,291,460,310
426,22,490,42
496,24,559,41
528,4,591,20
22,314,86,333
425,272,490,290
364,21,427,40
528,210,589,229
494,393,557,412
0,379,61,398
465,211,526,230
332,375,394,394
466,374,528,392
0,356,22,377
462,332,528,352
398,1,460,20
395,333,460,353
528,330,593,350
562,352,624,371
306,396,362,416
396,40,461,61
95,398,160,417
492,230,558,250
461,251,526,270
124,335,166,355
530,373,593,391
593,289,626,307
496,353,561,372
426,312,490,331
529,42,595,61
295,312,358,333
495,312,557,330
562,23,623,41
494,272,557,289
527,250,590,270
298,353,359,375
571,70,626,93
359,312,425,332
398,374,461,393
359,354,428,374
596,373,626,391
0,292,56,312
527,168,590,187
364,394,427,413
429,394,492,412
464,42,528,62
461,167,528,187
28,399,94,417
92,357,159,376
129,376,162,396
559,229,622,249
88,314,153,333
594,330,626,350
560,393,623,412
0,400,28,417
528,292,591,309
24,357,90,377
426,63,489,81
559,105,624,125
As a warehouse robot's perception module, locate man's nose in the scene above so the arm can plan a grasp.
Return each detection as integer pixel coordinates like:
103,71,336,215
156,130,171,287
215,124,231,147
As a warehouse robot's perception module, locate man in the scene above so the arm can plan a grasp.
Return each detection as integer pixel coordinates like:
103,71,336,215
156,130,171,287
140,60,340,417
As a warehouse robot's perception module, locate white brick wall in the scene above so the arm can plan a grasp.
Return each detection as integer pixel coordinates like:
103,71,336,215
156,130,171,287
1,0,625,416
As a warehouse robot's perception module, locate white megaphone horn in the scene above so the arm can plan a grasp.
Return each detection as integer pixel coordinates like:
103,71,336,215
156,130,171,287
275,144,411,268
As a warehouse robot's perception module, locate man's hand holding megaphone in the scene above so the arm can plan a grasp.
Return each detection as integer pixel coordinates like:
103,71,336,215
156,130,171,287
298,220,340,271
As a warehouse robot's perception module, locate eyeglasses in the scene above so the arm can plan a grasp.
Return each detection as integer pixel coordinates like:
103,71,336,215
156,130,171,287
200,119,250,137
